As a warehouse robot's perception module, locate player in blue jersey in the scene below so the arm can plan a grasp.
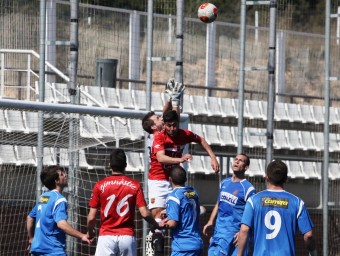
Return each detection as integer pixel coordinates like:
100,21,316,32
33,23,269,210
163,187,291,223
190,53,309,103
26,166,92,255
164,166,203,256
203,153,256,256
237,160,317,256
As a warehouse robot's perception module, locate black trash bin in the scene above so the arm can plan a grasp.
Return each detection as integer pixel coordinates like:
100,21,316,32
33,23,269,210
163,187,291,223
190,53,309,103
95,59,118,88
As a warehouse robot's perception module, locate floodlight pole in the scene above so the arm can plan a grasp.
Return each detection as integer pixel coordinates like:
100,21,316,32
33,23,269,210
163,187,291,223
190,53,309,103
323,0,331,254
237,0,247,153
37,0,46,201
265,0,277,166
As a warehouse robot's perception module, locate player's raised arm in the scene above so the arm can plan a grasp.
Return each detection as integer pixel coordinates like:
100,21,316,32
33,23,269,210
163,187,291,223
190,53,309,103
203,201,218,236
198,137,220,173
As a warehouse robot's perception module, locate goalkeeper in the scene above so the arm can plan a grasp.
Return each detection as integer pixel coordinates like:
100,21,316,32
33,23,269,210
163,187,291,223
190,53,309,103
141,79,185,256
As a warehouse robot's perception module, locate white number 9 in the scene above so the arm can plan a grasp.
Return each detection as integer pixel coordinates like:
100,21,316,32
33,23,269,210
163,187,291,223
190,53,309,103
264,210,281,239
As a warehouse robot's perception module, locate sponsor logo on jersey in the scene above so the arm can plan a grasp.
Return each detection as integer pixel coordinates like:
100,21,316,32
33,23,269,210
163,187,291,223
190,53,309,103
261,197,289,208
184,191,196,199
220,191,238,206
39,196,50,204
155,144,161,149
100,180,137,193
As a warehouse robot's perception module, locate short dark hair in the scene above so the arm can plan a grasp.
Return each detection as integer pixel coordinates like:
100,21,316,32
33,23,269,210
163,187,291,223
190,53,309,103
142,111,155,134
163,110,179,123
40,165,62,190
239,153,250,166
266,160,288,186
109,148,127,172
170,166,187,185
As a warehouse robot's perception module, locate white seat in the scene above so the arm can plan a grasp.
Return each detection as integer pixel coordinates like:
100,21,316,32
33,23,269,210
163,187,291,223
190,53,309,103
0,145,18,164
79,150,93,169
329,163,340,180
220,98,238,118
287,130,304,150
44,82,57,103
23,111,39,133
80,115,102,138
182,94,194,115
132,90,146,110
287,160,304,179
102,87,120,108
117,89,135,109
54,83,69,103
191,95,209,116
329,133,340,152
188,155,205,174
274,102,290,122
244,100,266,120
329,107,340,125
43,147,57,166
97,116,115,138
273,129,290,149
299,104,316,124
300,131,316,151
206,96,223,117
128,119,144,141
315,162,322,179
201,155,218,174
15,146,36,166
312,132,324,151
126,152,143,172
6,110,26,133
203,124,220,145
312,105,324,124
218,126,237,146
244,128,266,148
301,161,319,179
59,148,69,167
0,109,9,131
84,86,105,106
286,103,303,123
151,92,165,112
247,158,265,177
113,117,129,140
189,123,203,136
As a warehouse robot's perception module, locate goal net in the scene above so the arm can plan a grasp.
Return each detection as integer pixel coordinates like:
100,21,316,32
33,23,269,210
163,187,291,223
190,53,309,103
0,101,171,255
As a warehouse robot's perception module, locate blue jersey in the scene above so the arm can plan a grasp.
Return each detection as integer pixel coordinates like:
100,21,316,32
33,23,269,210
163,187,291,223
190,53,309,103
166,186,203,253
209,178,255,256
241,189,314,256
29,190,68,255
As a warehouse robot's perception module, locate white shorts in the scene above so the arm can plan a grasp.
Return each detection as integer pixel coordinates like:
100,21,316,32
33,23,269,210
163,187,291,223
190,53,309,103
148,180,172,209
95,235,136,256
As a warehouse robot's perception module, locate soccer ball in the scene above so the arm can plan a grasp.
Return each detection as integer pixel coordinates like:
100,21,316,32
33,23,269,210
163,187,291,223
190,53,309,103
198,3,218,23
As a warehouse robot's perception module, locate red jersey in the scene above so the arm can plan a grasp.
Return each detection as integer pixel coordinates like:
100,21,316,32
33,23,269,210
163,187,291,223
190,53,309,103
150,129,202,180
88,174,147,236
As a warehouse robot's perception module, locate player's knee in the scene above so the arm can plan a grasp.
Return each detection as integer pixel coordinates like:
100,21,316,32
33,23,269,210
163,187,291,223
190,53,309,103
152,232,164,255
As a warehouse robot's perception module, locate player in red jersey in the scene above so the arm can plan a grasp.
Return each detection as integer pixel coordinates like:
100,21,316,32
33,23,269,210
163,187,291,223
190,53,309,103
87,149,162,256
149,110,220,255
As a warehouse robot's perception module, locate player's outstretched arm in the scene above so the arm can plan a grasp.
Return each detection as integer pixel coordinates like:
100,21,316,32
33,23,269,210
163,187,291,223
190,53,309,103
237,224,250,256
57,220,92,244
156,151,193,164
203,202,218,236
87,207,97,239
304,230,317,256
199,137,220,173
139,206,161,230
26,215,35,251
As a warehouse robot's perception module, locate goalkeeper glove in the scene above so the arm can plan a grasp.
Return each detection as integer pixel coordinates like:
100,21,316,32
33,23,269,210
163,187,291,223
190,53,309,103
165,78,185,107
